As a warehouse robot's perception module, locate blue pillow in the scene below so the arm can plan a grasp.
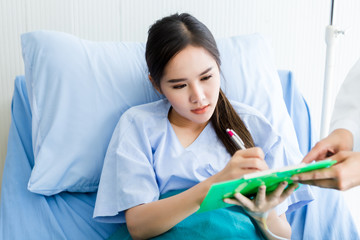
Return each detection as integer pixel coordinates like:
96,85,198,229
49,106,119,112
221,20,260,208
21,31,301,195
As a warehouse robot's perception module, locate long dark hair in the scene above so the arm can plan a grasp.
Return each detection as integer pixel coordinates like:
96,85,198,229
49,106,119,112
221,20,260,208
145,13,254,155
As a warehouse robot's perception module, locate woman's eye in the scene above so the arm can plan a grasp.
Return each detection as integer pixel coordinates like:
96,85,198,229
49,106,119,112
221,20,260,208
201,75,212,81
173,84,186,89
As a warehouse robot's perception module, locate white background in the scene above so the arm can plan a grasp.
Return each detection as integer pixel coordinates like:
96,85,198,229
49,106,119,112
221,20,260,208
0,0,359,232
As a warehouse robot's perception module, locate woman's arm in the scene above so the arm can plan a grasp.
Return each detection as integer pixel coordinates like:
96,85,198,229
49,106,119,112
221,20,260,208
224,182,297,239
125,177,211,240
125,148,269,240
255,212,291,240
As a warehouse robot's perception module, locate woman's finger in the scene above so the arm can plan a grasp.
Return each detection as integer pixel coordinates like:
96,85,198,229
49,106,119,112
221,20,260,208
223,198,242,206
234,147,265,159
255,185,266,206
278,183,298,202
233,193,254,210
235,158,268,171
270,181,288,198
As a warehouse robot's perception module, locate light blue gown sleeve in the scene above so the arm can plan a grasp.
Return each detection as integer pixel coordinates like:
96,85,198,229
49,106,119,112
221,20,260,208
94,109,159,223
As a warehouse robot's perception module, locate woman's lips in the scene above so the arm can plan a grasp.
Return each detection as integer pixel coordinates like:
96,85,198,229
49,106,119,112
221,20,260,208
191,105,209,114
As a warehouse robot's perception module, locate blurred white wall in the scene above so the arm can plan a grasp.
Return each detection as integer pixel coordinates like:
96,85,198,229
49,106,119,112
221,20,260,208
0,0,359,231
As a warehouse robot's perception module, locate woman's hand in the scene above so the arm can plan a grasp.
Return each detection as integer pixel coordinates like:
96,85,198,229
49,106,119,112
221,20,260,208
212,147,269,183
214,147,298,215
223,182,298,216
223,182,296,240
208,147,295,239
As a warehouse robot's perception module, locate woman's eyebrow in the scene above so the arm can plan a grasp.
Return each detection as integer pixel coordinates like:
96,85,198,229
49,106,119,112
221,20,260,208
167,78,187,83
167,67,213,83
199,67,212,76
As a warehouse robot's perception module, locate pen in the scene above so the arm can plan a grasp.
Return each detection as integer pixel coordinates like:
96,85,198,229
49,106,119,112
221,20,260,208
226,128,246,150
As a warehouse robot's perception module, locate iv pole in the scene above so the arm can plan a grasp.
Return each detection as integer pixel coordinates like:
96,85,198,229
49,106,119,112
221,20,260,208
320,0,344,138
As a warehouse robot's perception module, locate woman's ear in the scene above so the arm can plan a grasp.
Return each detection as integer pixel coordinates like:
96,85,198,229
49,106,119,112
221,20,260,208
149,75,162,94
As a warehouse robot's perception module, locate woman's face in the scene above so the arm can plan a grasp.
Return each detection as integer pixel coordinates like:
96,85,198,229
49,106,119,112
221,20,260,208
159,45,220,127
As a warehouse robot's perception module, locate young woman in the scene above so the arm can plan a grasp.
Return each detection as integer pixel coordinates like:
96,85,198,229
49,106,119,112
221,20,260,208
94,13,302,239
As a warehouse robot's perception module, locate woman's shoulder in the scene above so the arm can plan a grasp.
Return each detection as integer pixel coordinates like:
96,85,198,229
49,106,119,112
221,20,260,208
229,100,269,123
229,100,278,138
230,100,282,156
112,99,169,141
121,99,169,121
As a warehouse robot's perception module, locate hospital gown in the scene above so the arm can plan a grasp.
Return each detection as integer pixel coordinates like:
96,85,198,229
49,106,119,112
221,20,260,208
94,99,313,224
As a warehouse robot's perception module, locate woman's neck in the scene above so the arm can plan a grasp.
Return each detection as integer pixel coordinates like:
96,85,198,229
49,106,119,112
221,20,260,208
168,107,209,148
168,107,208,132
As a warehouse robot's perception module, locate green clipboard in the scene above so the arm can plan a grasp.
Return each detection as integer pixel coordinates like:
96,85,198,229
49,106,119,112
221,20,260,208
197,159,337,213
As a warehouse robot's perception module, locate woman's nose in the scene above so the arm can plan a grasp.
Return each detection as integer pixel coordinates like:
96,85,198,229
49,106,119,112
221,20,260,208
190,84,205,103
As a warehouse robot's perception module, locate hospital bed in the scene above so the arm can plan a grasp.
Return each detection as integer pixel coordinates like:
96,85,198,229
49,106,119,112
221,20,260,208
0,31,359,239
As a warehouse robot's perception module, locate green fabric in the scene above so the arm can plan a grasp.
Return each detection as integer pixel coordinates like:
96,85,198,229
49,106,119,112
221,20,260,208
108,190,264,240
